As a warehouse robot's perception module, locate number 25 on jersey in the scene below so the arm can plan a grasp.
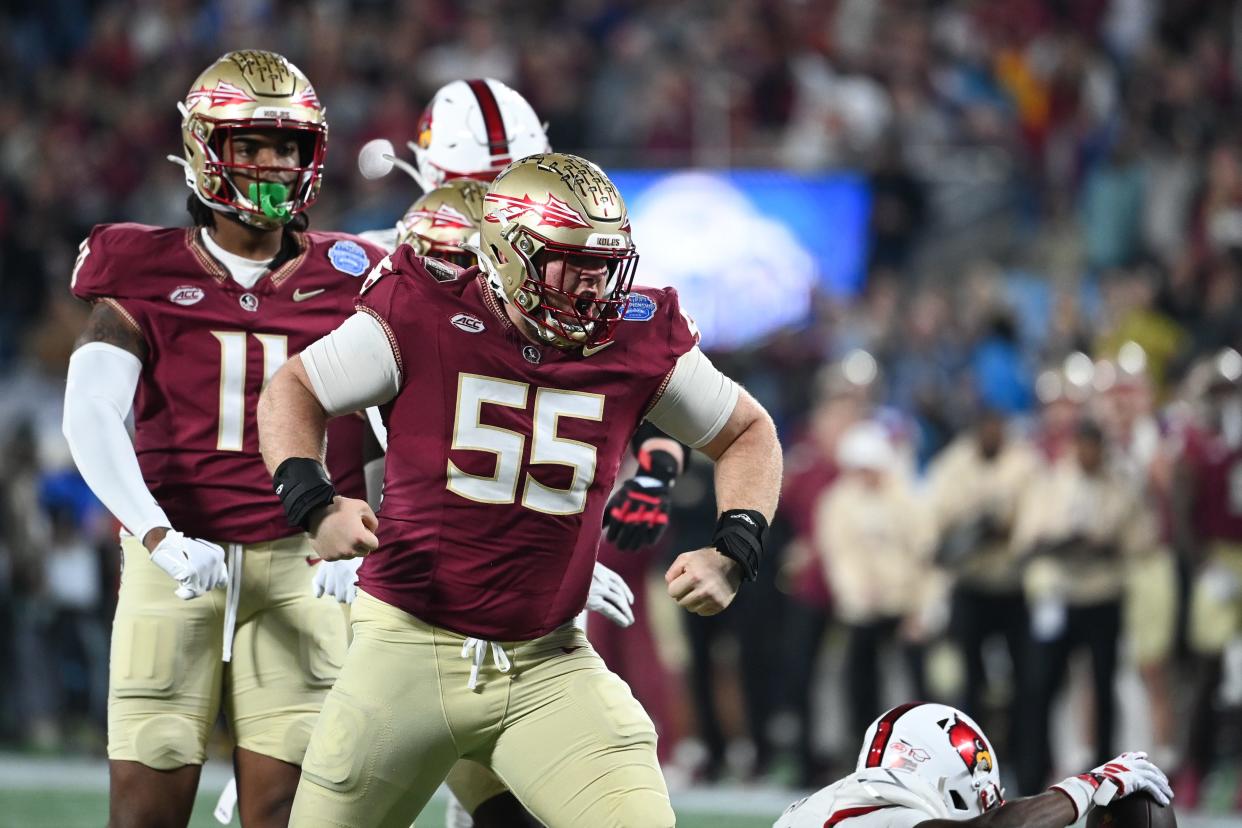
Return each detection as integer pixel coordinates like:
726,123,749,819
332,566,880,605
448,373,604,516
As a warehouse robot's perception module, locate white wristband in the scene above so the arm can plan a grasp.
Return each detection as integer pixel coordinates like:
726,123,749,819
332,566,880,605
1050,774,1100,822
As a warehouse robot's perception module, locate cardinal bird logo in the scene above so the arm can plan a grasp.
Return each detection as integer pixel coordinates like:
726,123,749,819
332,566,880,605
483,193,591,230
186,81,258,110
940,715,993,774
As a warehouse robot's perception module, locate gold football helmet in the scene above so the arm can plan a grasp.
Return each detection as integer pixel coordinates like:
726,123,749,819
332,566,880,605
476,153,638,349
396,179,487,268
175,50,327,229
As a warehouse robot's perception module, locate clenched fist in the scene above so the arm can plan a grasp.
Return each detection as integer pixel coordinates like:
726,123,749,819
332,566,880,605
665,547,742,616
309,496,379,561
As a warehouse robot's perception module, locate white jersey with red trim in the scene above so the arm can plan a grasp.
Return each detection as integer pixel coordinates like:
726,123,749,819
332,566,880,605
774,768,951,828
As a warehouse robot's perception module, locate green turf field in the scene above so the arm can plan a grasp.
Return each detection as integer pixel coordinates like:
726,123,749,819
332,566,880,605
0,789,775,828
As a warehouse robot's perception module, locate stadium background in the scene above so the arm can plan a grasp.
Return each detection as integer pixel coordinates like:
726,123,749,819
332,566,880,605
4,0,1242,825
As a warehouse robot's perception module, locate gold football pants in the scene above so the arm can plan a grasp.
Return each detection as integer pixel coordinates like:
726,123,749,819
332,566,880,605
108,534,346,768
290,591,674,827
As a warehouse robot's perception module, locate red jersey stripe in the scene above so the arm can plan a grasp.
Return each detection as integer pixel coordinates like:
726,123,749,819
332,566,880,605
824,805,896,826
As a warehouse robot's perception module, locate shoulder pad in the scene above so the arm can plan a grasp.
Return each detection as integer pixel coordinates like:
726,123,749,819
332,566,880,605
304,232,390,280
69,223,180,301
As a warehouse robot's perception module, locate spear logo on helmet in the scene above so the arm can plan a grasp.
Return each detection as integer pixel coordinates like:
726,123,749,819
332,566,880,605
483,193,592,230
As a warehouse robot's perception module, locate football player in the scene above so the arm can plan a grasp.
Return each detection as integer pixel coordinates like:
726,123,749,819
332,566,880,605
345,174,689,828
774,702,1172,827
258,153,779,826
62,51,386,827
357,88,687,828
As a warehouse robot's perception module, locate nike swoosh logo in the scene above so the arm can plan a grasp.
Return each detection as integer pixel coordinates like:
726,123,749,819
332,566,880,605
306,556,322,566
580,341,614,358
293,287,326,302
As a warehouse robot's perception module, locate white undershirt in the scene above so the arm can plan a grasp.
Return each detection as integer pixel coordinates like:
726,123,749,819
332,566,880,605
300,312,739,448
200,229,270,289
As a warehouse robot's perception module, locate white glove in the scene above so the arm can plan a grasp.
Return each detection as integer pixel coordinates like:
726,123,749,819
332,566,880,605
586,562,635,628
1051,751,1173,820
312,557,364,604
148,530,228,600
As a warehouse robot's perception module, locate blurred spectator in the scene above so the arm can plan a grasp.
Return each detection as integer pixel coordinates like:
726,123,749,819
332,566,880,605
816,420,938,749
772,372,866,785
1173,348,1242,806
1013,420,1164,794
925,409,1038,753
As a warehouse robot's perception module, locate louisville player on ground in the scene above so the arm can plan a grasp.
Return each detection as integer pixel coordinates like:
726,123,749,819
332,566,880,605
774,702,1172,827
258,153,780,826
62,51,385,827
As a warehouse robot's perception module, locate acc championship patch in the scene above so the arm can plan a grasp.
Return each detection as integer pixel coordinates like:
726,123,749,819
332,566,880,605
623,294,657,321
327,240,369,277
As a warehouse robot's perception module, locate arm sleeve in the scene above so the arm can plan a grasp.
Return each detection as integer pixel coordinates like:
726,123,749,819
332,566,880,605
644,346,739,449
301,312,402,416
63,342,170,542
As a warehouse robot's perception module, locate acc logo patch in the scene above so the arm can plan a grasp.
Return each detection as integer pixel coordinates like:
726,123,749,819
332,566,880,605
327,240,369,277
623,294,657,321
169,285,205,306
450,313,485,334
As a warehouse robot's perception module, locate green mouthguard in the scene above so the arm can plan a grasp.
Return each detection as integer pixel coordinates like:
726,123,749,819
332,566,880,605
248,182,291,220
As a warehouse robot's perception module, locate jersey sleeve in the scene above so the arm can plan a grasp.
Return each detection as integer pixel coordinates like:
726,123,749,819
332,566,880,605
354,246,442,391
68,224,153,337
70,224,140,301
658,286,700,362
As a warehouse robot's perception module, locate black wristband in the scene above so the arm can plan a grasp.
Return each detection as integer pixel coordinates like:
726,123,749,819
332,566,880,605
273,457,337,531
712,509,768,582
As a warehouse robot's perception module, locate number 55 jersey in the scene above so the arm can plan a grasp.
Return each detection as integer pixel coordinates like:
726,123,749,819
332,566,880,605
70,222,386,542
353,250,700,641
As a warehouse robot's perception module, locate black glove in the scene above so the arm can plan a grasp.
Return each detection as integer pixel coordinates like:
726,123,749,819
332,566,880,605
603,448,679,551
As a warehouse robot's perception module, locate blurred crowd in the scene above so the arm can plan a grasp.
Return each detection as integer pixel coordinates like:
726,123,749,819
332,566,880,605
5,0,1242,811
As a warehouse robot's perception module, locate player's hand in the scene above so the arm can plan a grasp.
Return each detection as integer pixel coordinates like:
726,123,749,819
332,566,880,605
665,547,742,616
1052,751,1172,819
148,530,228,600
602,449,678,550
586,562,635,627
312,557,364,603
1089,752,1173,807
309,496,379,561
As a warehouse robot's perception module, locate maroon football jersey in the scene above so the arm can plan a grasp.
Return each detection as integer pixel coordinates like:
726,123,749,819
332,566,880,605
1183,425,1242,543
356,249,700,640
70,223,385,543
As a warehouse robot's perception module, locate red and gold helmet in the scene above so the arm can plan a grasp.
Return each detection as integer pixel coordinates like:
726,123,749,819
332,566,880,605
395,179,487,268
176,50,327,230
476,153,639,351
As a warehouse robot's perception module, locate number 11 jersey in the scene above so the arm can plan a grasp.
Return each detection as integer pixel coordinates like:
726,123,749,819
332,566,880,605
356,249,699,640
70,222,387,543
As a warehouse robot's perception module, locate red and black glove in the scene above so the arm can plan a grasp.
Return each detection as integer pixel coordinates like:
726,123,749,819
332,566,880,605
603,448,679,551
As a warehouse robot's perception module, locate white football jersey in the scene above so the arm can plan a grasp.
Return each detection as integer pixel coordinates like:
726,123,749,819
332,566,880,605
774,768,952,828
